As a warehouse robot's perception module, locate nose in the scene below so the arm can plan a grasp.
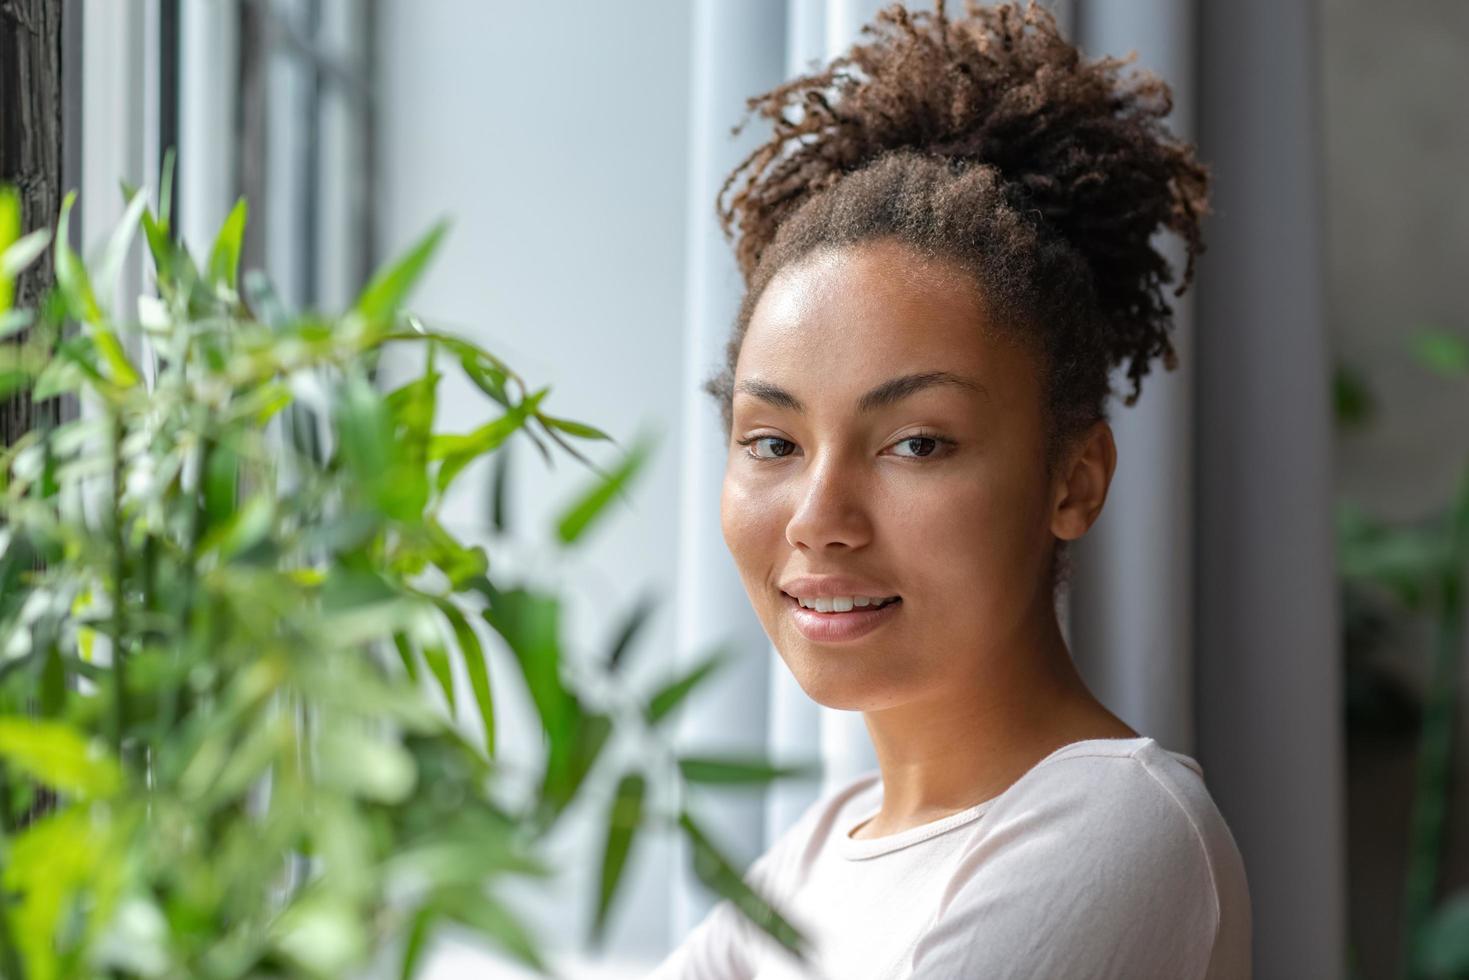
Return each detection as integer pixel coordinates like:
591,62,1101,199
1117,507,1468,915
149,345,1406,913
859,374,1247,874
784,453,874,552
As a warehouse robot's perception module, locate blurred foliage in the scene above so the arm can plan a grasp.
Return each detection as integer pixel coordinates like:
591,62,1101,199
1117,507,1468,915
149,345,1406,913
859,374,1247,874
0,170,818,979
1333,333,1469,980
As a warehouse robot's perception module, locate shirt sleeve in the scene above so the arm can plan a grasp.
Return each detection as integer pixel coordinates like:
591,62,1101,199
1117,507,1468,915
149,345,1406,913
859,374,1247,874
905,759,1222,980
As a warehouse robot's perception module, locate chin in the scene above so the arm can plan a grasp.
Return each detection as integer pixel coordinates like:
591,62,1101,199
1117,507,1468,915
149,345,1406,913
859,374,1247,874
774,643,906,712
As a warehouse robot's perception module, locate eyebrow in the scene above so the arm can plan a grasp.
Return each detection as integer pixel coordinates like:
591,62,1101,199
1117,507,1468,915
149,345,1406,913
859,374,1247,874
734,371,989,415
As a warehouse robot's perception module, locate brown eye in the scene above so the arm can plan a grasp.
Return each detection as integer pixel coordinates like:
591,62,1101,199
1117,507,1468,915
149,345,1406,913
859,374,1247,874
888,432,955,460
738,436,796,460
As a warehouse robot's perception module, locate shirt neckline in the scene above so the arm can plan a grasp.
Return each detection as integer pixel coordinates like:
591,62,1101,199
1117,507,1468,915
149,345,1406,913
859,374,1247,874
836,735,1183,861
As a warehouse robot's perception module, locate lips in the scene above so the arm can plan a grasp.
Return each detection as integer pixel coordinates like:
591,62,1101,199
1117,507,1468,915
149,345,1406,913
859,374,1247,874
777,575,902,601
783,591,902,643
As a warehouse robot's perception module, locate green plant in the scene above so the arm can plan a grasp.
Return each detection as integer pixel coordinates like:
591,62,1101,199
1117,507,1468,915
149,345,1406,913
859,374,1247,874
0,170,816,979
1335,329,1469,980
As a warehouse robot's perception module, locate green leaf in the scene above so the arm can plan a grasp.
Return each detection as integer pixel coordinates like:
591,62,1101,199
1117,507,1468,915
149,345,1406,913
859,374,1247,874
0,228,50,281
1332,363,1375,431
203,493,275,561
207,197,248,291
435,885,549,975
53,191,140,387
553,430,654,546
540,711,612,826
539,414,613,442
0,185,16,312
95,187,149,309
646,646,734,725
677,755,821,786
336,373,425,520
422,641,457,715
39,645,66,716
1418,890,1469,974
355,220,448,328
433,596,496,760
606,589,656,673
481,586,568,740
431,389,545,497
392,632,421,684
5,805,119,977
94,329,141,388
398,906,436,980
54,191,103,324
678,810,811,962
0,309,32,340
1410,329,1469,378
1,216,52,316
0,185,17,248
1337,501,1451,608
0,716,122,798
488,437,512,533
140,206,173,286
590,772,646,948
203,442,239,530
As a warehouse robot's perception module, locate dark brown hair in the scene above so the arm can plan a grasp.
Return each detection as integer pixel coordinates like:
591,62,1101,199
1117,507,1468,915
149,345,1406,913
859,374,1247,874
704,0,1211,592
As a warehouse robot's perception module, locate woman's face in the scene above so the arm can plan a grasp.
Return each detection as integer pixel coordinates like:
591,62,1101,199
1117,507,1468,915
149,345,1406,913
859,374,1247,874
720,238,1071,712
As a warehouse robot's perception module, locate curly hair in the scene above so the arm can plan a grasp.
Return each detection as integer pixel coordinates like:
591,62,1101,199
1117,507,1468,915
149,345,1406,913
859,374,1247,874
702,0,1212,593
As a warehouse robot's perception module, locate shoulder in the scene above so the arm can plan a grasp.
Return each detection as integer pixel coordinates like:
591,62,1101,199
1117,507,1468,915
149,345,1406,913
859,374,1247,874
980,737,1234,909
1002,737,1248,909
904,740,1239,975
909,736,1250,979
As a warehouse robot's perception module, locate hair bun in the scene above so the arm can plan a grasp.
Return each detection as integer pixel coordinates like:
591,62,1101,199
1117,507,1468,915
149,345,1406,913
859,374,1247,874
719,0,1211,398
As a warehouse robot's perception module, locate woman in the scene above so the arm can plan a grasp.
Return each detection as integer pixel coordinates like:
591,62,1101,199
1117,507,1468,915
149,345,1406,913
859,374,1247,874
651,2,1250,977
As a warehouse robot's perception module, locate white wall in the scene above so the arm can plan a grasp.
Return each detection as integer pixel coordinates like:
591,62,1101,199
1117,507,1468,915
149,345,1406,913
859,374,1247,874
378,1,693,972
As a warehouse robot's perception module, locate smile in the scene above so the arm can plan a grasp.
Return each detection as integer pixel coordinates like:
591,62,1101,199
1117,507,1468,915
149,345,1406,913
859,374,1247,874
781,591,903,643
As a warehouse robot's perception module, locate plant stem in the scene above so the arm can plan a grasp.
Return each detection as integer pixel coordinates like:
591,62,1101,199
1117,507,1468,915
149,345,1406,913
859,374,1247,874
1399,567,1463,980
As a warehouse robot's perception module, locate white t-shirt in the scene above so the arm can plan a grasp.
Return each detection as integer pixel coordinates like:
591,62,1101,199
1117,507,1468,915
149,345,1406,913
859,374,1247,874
647,736,1251,979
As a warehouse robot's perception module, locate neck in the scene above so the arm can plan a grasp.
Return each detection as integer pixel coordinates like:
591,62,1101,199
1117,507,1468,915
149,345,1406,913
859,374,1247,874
855,604,1136,834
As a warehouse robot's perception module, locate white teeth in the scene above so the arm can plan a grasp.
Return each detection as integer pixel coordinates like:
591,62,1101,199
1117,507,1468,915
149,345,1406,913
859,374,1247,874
795,594,898,612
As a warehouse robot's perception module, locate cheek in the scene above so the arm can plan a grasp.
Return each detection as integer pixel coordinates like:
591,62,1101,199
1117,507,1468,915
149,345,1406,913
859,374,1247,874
898,466,1047,604
720,469,785,572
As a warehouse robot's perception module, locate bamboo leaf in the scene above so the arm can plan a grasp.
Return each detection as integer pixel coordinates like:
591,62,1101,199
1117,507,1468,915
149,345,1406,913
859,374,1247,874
590,772,645,948
435,886,549,976
421,641,457,715
355,220,448,328
481,585,568,740
606,589,656,673
1418,890,1469,976
95,187,149,309
539,414,613,443
0,716,122,798
1410,329,1469,378
207,197,248,291
54,191,103,325
433,596,496,760
553,430,654,546
677,755,821,786
678,810,811,962
646,646,734,725
398,906,436,980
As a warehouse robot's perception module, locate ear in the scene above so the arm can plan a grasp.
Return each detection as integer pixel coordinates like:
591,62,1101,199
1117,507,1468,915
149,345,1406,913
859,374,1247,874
1049,420,1117,542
